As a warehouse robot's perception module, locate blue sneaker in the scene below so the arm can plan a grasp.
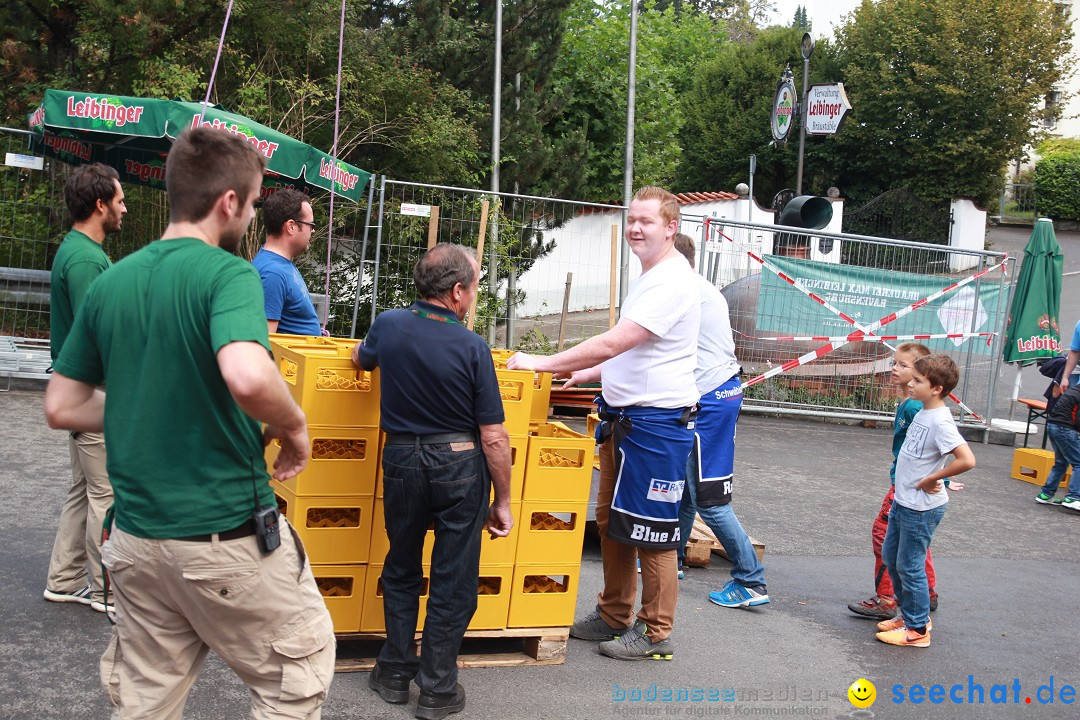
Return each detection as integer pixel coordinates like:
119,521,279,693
709,579,770,608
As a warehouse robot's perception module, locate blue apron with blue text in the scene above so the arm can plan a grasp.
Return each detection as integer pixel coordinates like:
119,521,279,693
691,375,743,507
597,396,697,550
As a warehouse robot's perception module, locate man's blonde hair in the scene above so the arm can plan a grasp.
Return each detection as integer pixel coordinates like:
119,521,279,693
632,186,679,226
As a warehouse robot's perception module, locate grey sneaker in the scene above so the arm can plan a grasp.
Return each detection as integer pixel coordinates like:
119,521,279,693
1063,497,1080,511
569,606,632,641
598,621,674,661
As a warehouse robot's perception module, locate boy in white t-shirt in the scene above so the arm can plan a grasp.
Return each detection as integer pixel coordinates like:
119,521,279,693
876,354,975,648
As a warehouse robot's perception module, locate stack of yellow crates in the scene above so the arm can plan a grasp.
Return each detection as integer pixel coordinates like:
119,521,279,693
268,336,594,634
267,335,379,634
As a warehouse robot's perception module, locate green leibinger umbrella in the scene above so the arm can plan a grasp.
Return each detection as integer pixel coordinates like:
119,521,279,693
27,89,370,202
1003,217,1063,364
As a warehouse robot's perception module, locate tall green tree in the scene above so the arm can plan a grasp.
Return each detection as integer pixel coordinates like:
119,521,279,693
545,0,724,202
826,0,1072,206
676,25,839,203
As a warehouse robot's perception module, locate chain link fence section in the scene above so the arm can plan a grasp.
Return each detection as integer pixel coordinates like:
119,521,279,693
363,179,624,351
693,217,1014,425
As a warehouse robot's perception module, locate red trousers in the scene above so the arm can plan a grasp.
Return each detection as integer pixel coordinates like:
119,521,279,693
873,485,937,598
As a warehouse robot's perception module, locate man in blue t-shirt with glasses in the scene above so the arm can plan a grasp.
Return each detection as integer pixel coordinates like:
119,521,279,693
253,188,322,336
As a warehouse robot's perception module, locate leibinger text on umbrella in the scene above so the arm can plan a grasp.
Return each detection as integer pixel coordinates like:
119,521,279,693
189,115,281,159
1014,334,1060,353
42,133,92,162
319,157,362,191
66,96,145,127
124,160,165,184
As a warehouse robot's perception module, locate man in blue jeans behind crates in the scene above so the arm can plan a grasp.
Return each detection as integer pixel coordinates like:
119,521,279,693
672,234,768,609
353,243,514,720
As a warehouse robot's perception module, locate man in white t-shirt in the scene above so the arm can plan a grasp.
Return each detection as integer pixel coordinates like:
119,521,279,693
508,186,699,661
672,234,769,609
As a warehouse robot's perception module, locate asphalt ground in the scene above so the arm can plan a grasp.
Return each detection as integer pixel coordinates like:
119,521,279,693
2,389,1079,720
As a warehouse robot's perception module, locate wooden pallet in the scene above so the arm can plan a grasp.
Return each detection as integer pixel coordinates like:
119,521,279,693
333,627,570,673
685,515,765,567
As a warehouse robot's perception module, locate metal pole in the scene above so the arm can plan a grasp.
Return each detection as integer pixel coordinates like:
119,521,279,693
489,0,502,345
619,0,639,304
370,175,387,326
796,33,813,195
796,57,809,194
350,174,377,337
506,71,521,349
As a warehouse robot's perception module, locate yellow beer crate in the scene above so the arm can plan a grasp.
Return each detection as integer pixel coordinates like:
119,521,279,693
312,564,366,634
1011,447,1072,486
491,349,553,424
272,339,380,428
360,564,430,633
267,425,378,497
368,500,521,567
360,564,512,632
495,367,535,437
274,484,374,565
514,501,587,566
471,565,513,630
507,563,580,629
522,422,595,504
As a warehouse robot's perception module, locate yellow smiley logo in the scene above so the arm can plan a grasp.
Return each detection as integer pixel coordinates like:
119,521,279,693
848,678,876,709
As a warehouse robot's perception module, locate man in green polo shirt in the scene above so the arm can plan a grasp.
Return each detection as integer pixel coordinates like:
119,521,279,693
44,163,124,614
44,127,335,718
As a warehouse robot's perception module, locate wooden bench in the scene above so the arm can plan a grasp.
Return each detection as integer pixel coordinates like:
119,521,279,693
1016,397,1049,449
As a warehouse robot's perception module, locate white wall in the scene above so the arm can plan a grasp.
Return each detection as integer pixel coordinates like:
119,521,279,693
514,210,623,317
948,199,987,272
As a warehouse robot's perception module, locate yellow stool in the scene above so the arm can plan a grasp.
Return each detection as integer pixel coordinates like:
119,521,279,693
1011,447,1073,486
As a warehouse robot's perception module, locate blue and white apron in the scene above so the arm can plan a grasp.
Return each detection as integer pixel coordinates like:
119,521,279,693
596,396,696,550
691,375,743,507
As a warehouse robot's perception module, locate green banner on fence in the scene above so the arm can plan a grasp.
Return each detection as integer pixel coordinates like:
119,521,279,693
756,256,1004,355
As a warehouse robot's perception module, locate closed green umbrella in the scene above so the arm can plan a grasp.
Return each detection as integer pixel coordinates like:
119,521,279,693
1003,218,1063,421
1003,217,1063,364
28,89,370,202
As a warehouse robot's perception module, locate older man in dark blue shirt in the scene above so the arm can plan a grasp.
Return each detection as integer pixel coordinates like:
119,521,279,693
353,243,513,720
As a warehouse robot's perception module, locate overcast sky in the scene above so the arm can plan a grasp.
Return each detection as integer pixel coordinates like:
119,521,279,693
765,0,864,38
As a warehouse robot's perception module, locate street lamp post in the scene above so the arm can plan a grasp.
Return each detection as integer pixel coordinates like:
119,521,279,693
795,32,814,195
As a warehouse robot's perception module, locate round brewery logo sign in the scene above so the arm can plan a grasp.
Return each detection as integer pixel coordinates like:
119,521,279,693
771,77,797,143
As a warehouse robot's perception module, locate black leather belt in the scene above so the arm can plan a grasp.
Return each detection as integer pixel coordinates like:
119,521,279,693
385,432,477,445
176,520,257,542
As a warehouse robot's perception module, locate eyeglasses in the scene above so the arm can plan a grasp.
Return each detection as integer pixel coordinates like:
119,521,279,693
292,218,316,232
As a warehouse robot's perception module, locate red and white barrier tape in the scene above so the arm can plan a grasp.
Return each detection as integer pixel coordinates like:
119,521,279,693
748,331,996,345
708,219,1008,419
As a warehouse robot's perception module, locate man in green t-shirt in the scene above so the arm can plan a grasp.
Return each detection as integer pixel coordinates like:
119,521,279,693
44,127,335,718
44,163,124,614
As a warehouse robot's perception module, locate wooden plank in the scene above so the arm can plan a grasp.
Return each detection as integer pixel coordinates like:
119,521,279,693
466,199,490,331
609,225,618,329
334,627,569,673
426,206,440,249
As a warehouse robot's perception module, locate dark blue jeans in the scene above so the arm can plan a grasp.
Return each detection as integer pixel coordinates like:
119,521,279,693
376,441,489,696
882,502,946,629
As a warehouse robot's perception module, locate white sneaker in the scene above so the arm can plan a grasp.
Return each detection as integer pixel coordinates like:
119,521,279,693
43,585,93,606
1062,497,1080,511
90,599,115,614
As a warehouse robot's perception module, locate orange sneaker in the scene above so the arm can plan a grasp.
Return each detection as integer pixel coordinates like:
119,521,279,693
876,627,931,648
876,617,932,632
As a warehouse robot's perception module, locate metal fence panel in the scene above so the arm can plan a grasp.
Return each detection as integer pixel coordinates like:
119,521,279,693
364,179,625,351
999,183,1036,224
688,216,1013,425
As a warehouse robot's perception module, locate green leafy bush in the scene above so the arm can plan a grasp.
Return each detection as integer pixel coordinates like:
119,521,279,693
1034,149,1080,222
